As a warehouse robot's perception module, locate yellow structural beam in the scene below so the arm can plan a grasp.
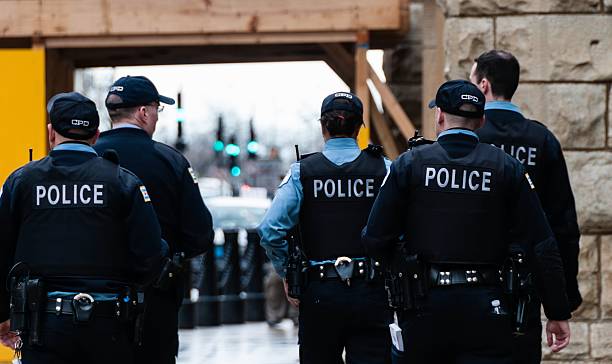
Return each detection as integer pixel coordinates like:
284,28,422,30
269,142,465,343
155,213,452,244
0,48,46,362
0,49,47,185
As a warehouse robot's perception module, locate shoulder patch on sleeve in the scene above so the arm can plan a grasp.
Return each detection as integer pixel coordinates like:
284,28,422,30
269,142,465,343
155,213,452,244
188,167,198,184
525,173,535,190
139,186,151,202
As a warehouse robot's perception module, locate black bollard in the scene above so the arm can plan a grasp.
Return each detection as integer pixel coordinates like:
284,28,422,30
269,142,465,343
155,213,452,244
219,229,245,324
242,229,266,321
178,258,197,329
197,249,221,326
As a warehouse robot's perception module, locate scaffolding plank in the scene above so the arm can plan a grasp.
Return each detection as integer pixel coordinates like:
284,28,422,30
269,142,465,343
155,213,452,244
371,106,400,159
1,0,402,37
368,63,415,141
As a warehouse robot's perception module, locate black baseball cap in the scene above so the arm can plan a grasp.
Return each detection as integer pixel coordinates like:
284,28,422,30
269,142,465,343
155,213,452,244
321,92,363,118
105,75,175,110
47,92,100,140
428,80,485,118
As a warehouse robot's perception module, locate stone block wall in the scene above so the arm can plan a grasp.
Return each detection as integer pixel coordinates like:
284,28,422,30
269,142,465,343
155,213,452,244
437,0,612,361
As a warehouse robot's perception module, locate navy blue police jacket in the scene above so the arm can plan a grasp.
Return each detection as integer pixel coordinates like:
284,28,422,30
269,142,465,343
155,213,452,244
94,127,213,259
362,130,571,321
0,143,167,321
477,104,581,311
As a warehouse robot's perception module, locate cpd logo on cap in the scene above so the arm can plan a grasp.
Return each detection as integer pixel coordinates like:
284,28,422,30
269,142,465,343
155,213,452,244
334,92,353,99
71,119,90,127
461,94,479,102
110,86,124,92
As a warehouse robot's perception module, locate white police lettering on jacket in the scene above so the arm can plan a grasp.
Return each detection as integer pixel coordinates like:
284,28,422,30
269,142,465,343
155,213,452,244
493,143,537,166
313,178,375,198
424,166,493,193
33,183,106,209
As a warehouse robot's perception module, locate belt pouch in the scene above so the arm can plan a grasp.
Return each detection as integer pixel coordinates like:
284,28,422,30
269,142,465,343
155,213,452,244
9,277,27,333
26,278,45,346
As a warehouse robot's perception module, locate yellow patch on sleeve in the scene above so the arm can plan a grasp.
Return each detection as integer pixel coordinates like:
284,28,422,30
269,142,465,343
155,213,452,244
140,185,151,202
525,173,535,190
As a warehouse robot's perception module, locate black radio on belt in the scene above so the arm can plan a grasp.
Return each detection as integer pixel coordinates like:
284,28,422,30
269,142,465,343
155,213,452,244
287,232,308,299
8,272,46,346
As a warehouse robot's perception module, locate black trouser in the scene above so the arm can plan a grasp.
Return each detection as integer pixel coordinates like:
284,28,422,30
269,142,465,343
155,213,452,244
394,286,513,364
21,313,133,364
512,299,543,364
135,287,181,364
298,279,392,364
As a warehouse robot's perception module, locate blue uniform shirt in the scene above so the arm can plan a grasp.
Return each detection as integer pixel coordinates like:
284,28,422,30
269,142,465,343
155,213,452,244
484,100,522,114
258,138,391,278
53,142,98,155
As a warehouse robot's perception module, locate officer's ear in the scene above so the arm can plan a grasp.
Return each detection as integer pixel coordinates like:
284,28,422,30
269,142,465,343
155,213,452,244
479,78,491,97
47,124,56,149
435,108,444,126
475,116,485,130
89,130,101,146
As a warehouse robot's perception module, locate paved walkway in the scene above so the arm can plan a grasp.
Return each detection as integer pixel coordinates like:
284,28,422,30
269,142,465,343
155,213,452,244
177,320,299,364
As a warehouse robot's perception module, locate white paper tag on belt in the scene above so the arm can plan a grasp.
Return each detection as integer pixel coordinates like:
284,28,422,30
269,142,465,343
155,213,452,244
389,323,404,352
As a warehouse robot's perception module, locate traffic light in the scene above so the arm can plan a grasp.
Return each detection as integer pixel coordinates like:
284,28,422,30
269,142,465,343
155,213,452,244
175,92,187,152
247,119,258,160
214,116,224,154
226,135,241,177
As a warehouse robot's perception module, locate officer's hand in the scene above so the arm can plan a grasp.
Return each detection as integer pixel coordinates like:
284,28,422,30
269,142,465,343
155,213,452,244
546,320,570,352
0,320,19,348
283,280,300,307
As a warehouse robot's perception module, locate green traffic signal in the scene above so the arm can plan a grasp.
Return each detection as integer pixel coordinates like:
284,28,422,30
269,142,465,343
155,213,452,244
247,140,259,154
230,166,241,177
225,143,240,157
213,140,224,152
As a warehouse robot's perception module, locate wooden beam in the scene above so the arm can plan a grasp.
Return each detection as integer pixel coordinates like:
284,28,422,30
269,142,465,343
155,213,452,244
320,43,354,87
46,49,75,99
354,30,370,149
45,32,358,49
421,0,445,140
62,44,328,68
1,0,403,38
371,106,400,159
367,63,416,141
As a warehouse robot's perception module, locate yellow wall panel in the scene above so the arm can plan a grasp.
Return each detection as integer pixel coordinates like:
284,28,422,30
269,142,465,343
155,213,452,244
0,48,46,362
0,49,47,185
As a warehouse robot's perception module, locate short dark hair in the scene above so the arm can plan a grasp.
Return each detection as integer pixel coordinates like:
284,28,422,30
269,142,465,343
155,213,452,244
319,99,362,136
473,50,520,100
106,94,139,121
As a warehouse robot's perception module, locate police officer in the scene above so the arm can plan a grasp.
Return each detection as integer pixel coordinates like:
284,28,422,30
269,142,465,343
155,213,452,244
258,92,392,364
93,76,214,364
0,92,167,363
469,50,581,363
362,80,571,363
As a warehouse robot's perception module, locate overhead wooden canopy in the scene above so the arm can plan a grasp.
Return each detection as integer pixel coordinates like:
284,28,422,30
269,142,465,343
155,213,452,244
0,0,416,155
1,0,406,38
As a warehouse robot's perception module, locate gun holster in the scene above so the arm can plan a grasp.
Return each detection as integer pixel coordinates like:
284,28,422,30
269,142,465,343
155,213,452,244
386,251,427,311
504,247,532,335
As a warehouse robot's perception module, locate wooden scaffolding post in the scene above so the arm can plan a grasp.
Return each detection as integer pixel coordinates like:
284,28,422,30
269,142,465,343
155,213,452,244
354,30,370,149
371,107,400,159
